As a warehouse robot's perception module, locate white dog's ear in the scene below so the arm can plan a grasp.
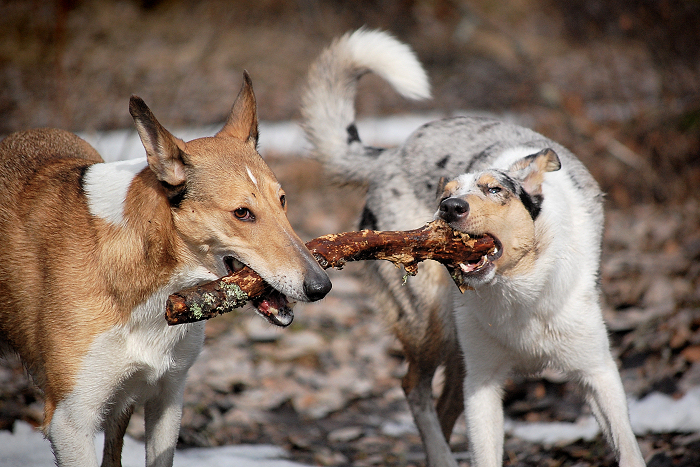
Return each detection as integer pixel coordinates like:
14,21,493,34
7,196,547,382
129,96,188,187
217,70,259,145
509,148,561,195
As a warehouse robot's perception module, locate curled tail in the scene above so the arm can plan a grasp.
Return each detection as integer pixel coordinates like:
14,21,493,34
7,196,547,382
301,28,430,182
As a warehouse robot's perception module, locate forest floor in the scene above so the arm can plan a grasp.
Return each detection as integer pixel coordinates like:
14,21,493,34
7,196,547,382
1,1,699,465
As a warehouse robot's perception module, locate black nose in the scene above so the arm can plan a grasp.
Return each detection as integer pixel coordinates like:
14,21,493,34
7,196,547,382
303,269,332,301
439,197,469,224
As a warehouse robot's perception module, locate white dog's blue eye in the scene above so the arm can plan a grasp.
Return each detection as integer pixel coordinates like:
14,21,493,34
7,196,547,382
488,186,502,194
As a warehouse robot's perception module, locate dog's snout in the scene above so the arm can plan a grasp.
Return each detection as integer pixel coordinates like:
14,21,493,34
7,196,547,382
439,197,469,224
303,268,332,302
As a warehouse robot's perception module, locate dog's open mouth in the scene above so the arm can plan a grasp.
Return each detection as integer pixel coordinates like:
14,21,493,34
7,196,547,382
449,236,503,290
251,290,295,327
458,236,502,274
223,256,294,327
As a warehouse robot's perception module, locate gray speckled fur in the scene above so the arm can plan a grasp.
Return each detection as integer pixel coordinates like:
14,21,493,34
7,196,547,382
353,116,602,229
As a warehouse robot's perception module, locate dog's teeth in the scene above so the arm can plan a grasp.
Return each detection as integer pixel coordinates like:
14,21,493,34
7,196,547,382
232,258,245,271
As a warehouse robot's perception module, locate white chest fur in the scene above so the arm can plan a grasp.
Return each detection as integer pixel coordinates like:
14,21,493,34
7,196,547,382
59,268,213,431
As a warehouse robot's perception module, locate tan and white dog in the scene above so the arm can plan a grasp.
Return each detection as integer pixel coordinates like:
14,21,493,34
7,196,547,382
0,72,331,467
302,30,646,467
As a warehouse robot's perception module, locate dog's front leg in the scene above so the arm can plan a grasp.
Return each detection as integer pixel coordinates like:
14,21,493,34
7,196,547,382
144,376,188,467
458,310,512,467
578,357,646,467
459,323,512,467
463,371,510,467
48,400,102,467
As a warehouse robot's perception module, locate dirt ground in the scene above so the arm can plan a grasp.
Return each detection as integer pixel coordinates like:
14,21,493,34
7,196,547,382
1,1,699,466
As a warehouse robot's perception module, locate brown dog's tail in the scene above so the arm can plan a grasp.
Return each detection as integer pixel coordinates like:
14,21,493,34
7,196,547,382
301,28,430,183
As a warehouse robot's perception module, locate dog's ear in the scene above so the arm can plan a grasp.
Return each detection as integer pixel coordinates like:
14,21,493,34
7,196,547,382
217,71,259,145
435,176,448,199
508,148,561,195
129,96,188,187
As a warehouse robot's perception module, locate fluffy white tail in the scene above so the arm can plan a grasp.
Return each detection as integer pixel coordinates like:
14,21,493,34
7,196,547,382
301,29,430,181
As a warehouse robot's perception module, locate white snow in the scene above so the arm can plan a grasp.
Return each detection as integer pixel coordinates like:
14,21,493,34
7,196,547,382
0,421,310,467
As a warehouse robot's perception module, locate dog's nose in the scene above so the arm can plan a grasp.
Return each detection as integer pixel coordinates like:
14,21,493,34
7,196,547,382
439,197,469,224
303,269,332,301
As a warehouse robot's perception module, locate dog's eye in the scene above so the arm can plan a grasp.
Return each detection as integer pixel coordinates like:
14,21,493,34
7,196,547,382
233,207,254,221
488,186,502,195
280,194,286,209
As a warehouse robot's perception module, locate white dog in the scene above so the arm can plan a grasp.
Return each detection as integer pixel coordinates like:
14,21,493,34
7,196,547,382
301,29,646,467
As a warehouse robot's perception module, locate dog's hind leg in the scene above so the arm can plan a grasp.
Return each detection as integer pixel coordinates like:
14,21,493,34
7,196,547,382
101,403,134,467
365,259,459,467
404,366,459,467
436,352,465,440
578,357,646,467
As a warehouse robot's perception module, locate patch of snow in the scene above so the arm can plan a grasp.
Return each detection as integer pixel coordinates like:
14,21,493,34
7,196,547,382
505,416,601,445
629,386,700,434
0,421,311,467
506,387,700,445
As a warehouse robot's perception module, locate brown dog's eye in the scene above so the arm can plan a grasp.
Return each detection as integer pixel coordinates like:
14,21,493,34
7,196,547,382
280,194,286,209
233,207,254,221
488,186,502,195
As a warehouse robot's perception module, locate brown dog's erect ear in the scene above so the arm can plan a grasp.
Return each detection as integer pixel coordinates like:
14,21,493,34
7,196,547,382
216,71,259,145
509,148,561,196
129,96,188,187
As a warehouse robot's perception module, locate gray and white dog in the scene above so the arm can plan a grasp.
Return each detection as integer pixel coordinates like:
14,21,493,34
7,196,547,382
301,29,646,467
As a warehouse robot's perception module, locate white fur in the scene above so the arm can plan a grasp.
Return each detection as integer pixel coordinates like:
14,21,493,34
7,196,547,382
246,166,258,187
301,29,430,173
345,29,431,100
83,158,149,225
48,266,214,467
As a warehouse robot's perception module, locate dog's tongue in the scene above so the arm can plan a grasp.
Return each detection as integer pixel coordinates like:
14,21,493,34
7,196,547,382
252,289,294,327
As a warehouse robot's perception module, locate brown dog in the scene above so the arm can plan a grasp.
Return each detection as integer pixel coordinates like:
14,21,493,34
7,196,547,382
0,72,331,467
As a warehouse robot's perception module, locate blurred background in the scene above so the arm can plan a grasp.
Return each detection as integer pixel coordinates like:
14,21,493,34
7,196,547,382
1,1,699,466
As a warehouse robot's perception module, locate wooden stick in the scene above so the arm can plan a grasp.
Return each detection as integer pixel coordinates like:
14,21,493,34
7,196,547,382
165,219,496,325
